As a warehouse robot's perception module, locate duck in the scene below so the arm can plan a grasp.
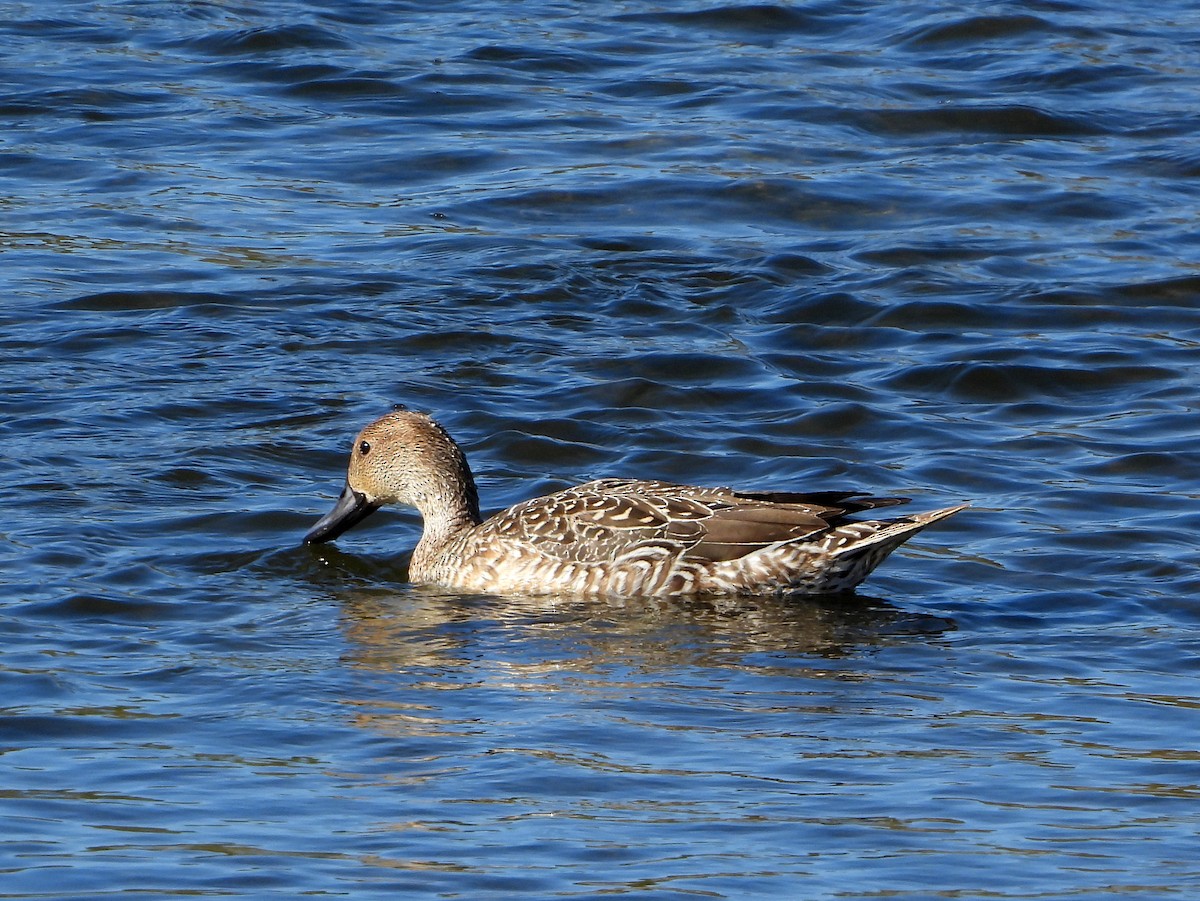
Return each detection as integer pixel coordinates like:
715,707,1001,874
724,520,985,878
304,409,966,597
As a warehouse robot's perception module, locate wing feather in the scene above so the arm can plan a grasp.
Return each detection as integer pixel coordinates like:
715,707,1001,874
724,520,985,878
477,479,914,566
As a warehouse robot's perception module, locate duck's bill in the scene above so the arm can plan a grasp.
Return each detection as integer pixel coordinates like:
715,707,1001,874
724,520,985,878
304,482,380,544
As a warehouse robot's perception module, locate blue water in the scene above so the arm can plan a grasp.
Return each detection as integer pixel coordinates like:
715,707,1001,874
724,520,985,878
3,1,1200,898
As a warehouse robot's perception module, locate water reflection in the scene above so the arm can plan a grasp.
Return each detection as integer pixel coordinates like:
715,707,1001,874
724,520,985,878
325,577,956,677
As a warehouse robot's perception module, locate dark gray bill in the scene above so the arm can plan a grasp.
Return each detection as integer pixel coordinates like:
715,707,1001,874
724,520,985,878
304,481,380,545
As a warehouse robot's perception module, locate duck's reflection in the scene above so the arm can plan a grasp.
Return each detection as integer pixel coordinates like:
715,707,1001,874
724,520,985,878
299,547,959,746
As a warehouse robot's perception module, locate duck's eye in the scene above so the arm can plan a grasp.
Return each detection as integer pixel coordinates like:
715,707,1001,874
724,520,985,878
358,440,371,456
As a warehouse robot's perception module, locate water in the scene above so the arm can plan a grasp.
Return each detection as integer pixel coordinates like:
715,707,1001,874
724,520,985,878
3,1,1200,898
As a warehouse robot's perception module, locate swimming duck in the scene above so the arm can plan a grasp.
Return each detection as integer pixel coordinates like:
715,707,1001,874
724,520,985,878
304,409,966,597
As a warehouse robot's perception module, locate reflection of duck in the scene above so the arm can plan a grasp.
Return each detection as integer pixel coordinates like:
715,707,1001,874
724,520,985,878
305,409,966,598
331,588,956,680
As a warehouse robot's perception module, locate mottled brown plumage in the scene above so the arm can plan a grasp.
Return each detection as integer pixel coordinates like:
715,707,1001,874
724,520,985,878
304,409,966,597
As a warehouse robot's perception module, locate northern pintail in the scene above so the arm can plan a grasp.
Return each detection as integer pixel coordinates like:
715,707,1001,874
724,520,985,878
304,409,966,597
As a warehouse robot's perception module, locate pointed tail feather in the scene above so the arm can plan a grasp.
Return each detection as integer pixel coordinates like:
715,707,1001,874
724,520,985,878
829,504,968,557
815,504,968,592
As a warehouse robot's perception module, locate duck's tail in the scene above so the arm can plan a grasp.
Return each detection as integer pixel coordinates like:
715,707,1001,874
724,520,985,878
812,504,969,593
711,504,968,596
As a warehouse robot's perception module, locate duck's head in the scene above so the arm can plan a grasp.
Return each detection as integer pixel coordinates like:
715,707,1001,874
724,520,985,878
303,409,479,545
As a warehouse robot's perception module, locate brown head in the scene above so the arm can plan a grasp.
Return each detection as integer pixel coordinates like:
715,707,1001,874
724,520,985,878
303,409,481,545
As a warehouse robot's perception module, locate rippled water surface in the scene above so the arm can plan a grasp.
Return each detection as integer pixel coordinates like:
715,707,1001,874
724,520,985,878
4,1,1200,898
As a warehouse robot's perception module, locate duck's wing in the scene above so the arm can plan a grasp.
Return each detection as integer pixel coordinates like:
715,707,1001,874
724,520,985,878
478,478,914,565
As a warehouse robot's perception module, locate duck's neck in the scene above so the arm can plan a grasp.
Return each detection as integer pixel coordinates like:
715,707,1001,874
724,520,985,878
410,457,483,574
